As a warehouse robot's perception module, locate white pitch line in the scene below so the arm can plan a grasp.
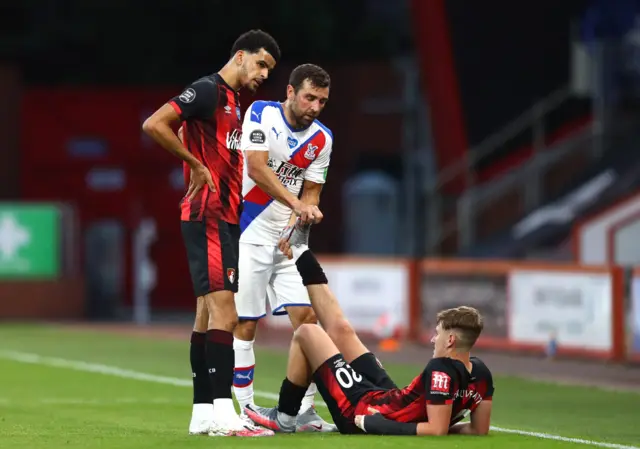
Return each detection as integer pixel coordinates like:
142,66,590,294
0,350,637,449
490,427,638,449
0,398,185,406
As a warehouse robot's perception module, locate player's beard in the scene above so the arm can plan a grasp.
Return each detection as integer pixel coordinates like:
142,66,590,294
291,103,315,128
240,65,258,93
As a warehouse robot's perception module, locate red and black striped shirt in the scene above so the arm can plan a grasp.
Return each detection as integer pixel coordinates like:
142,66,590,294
357,357,494,425
169,74,243,223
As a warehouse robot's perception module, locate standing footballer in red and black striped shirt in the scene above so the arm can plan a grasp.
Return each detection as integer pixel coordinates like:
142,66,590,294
245,223,494,437
142,30,280,438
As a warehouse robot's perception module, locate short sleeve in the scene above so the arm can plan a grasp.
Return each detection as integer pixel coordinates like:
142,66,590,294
304,137,332,184
422,358,458,405
168,78,217,121
240,101,271,152
483,369,495,400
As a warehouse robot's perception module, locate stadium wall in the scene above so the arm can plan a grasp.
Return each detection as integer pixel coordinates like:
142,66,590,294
267,257,633,363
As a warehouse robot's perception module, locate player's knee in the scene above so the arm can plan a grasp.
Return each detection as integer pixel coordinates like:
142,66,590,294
193,297,208,331
326,318,356,345
293,322,320,344
205,291,239,331
234,319,258,340
209,313,238,331
289,307,318,329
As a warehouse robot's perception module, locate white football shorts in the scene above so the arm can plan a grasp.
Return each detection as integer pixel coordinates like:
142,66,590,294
235,242,311,319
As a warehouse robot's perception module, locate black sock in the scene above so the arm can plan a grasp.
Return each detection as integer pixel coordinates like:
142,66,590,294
295,250,328,286
350,352,398,389
191,332,213,404
206,329,234,400
277,377,308,417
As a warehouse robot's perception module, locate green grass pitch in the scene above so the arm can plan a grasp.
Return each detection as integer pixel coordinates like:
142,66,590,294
0,324,638,449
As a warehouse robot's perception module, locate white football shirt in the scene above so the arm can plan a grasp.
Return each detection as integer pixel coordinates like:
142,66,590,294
239,100,333,245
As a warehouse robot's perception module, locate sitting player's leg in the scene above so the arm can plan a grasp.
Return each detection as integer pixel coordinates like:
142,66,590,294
232,243,273,412
305,284,397,389
283,306,321,414
284,224,397,389
270,257,337,432
246,323,359,433
188,296,214,434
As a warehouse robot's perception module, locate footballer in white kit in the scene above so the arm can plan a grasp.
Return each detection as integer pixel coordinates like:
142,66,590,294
233,64,337,432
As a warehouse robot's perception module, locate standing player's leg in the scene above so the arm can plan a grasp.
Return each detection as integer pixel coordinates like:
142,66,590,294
187,296,213,434
270,256,337,432
179,127,215,435
232,243,273,412
182,218,273,437
182,222,215,434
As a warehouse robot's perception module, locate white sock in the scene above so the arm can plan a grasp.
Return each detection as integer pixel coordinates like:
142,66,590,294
213,398,237,421
300,382,317,414
191,403,214,420
291,244,309,261
233,338,256,413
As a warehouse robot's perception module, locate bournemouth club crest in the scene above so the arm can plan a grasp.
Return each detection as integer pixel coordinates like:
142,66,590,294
227,268,236,284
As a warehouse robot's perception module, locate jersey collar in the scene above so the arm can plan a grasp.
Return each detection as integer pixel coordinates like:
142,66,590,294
277,102,313,133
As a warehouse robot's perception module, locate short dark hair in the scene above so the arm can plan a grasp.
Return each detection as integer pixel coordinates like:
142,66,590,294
231,29,281,62
288,64,331,92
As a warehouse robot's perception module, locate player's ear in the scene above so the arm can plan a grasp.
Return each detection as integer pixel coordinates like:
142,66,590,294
286,84,295,101
234,50,244,66
447,331,456,349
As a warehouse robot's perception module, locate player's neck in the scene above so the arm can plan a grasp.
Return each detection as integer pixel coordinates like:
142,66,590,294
449,351,472,372
281,101,304,130
217,65,242,91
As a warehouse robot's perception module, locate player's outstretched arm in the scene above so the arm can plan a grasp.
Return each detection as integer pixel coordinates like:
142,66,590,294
295,133,331,225
298,180,324,221
284,180,325,237
245,150,305,212
448,400,492,435
355,403,452,436
245,152,322,225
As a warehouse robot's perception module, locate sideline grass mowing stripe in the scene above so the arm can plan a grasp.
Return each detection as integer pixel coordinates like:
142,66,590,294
0,350,637,449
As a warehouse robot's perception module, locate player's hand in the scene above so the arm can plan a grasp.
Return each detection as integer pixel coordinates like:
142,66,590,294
295,203,323,225
279,238,294,259
354,407,379,432
355,415,367,432
355,408,382,433
278,225,295,259
278,237,293,259
186,164,216,201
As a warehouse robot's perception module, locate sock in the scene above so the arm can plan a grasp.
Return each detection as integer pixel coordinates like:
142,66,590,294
191,332,213,405
295,250,328,286
277,377,308,418
299,382,317,414
291,244,309,261
206,329,234,403
233,338,256,412
350,352,398,389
